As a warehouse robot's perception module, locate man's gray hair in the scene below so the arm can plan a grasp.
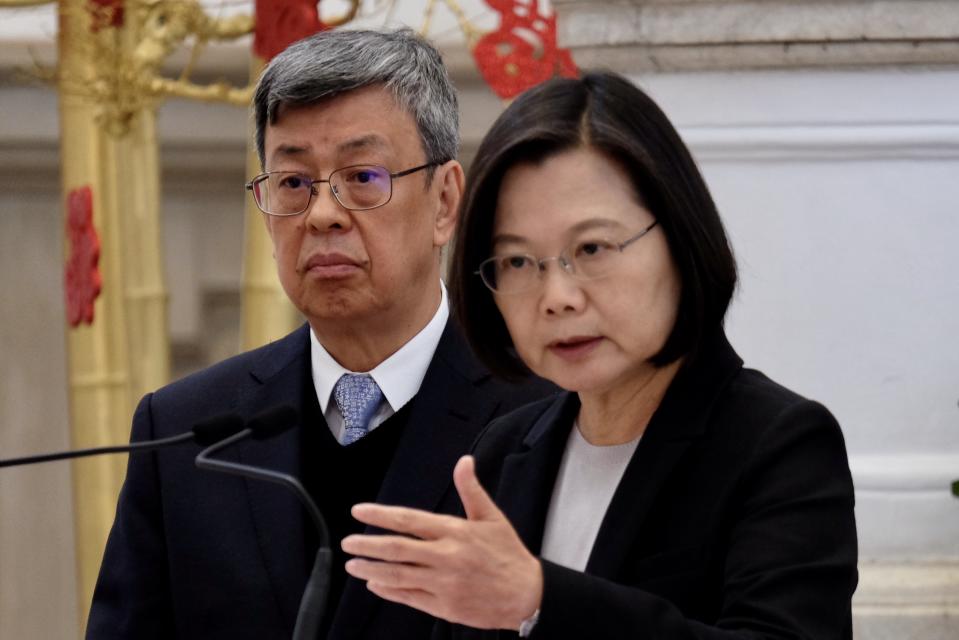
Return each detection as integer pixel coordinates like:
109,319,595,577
253,28,459,169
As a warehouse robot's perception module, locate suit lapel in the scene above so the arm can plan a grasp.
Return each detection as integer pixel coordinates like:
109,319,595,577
493,394,579,554
235,325,314,630
585,333,744,579
487,390,703,582
374,322,500,511
331,321,504,637
474,334,744,583
583,434,696,578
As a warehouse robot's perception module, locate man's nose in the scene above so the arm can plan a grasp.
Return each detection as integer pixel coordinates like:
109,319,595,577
304,183,352,232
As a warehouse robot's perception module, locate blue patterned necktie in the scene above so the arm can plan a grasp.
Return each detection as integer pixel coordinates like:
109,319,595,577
332,374,384,445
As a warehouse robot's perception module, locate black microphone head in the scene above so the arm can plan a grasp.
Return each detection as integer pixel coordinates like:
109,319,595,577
192,414,245,446
248,406,298,440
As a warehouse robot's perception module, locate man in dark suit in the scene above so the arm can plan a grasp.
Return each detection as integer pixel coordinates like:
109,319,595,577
87,29,552,639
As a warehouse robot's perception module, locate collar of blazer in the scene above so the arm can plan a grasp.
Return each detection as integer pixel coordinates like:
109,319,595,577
246,323,313,385
496,330,744,577
519,330,744,450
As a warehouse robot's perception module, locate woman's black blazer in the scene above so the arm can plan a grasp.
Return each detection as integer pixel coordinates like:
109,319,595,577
442,332,857,639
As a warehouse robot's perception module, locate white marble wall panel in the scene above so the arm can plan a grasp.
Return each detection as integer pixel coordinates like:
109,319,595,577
632,68,959,634
0,174,79,639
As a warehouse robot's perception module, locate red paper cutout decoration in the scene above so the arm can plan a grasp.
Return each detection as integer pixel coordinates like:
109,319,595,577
65,186,103,328
89,0,124,31
253,0,328,62
474,0,578,99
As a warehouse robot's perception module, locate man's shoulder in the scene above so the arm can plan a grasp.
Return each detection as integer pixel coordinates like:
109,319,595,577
149,324,309,415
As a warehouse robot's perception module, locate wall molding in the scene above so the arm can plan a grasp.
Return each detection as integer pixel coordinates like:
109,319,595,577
850,453,959,494
6,122,959,177
854,559,959,640
680,122,959,161
555,0,959,71
856,559,959,609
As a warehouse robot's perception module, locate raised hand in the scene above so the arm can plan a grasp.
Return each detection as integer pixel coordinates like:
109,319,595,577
342,455,543,630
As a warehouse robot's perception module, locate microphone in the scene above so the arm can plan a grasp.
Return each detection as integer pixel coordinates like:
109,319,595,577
194,406,332,640
0,413,245,469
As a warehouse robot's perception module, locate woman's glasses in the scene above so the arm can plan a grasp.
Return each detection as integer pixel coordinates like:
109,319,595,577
476,220,659,295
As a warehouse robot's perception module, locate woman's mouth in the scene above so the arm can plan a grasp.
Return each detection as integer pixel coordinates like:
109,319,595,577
547,336,603,360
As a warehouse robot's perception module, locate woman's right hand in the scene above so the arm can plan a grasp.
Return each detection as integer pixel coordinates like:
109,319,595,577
342,455,544,631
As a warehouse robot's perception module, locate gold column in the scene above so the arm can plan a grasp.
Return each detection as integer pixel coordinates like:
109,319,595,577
58,1,169,630
118,108,170,401
240,56,300,351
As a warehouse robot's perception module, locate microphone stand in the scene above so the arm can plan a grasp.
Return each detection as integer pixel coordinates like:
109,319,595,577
195,409,331,640
0,409,328,638
0,414,244,468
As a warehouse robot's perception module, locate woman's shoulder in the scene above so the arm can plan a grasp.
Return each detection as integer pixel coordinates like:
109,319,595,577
713,366,847,467
678,332,841,445
722,367,837,425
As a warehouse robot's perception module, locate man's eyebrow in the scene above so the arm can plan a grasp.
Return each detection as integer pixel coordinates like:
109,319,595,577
271,144,310,161
268,135,390,164
336,134,390,154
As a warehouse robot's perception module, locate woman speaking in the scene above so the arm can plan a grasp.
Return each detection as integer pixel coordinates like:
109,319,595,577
341,71,857,639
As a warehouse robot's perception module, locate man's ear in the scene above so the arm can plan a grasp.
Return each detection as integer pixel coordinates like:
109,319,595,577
433,160,465,248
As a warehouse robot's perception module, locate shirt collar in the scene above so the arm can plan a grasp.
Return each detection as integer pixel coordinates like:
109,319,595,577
310,281,450,414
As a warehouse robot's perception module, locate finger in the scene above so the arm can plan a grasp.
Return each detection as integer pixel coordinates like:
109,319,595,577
341,533,438,565
453,455,501,522
344,558,433,591
351,503,462,540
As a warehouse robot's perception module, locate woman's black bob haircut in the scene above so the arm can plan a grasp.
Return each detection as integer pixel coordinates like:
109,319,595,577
449,71,738,380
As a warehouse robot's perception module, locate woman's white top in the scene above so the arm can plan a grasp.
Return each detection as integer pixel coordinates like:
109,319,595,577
539,420,641,571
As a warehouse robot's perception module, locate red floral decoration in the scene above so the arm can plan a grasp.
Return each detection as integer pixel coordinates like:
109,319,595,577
253,0,328,62
474,0,578,100
89,0,124,31
65,186,103,328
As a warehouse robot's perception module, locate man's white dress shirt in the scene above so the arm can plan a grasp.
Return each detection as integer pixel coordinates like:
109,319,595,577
310,282,449,445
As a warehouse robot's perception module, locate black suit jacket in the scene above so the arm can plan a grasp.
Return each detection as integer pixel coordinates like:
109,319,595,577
443,333,857,640
87,321,554,639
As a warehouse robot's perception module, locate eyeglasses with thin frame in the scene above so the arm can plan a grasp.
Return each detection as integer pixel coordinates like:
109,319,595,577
476,220,660,295
245,162,439,216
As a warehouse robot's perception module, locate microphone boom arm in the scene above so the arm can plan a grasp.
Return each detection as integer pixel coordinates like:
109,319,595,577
0,432,194,468
194,429,329,548
194,411,332,640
